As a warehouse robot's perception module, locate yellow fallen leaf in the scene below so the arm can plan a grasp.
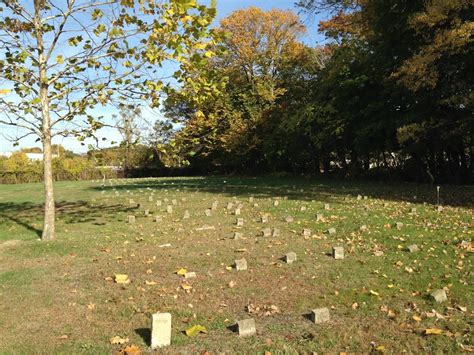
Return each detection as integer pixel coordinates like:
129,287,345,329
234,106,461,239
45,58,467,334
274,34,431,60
375,345,385,352
115,274,130,284
145,280,157,285
120,344,141,355
110,335,129,344
412,315,422,322
185,325,208,337
369,290,380,296
181,284,192,290
176,268,187,276
425,328,443,335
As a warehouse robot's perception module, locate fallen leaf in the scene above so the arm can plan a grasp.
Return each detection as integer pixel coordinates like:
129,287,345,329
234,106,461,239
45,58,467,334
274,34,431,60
110,335,129,345
424,328,443,335
185,325,208,337
176,268,187,276
114,274,130,284
120,344,141,355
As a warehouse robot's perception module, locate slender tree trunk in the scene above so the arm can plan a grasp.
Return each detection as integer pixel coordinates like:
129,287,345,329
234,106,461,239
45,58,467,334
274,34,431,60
42,129,55,240
35,0,55,240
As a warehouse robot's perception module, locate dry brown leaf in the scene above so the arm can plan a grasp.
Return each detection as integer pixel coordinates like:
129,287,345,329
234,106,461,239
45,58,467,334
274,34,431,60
110,335,129,345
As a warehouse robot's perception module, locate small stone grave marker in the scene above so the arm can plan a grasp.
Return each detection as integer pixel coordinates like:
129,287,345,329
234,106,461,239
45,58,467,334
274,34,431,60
234,258,247,271
154,215,162,223
327,227,336,235
205,209,212,217
430,289,447,303
183,210,190,219
284,216,294,223
407,244,419,253
233,232,243,240
324,203,330,210
236,318,256,337
211,201,218,210
316,213,324,222
151,312,171,348
166,205,173,214
302,228,311,237
272,228,280,237
332,246,344,259
184,271,196,279
236,218,244,227
262,228,272,237
310,308,330,324
127,215,136,224
285,252,297,264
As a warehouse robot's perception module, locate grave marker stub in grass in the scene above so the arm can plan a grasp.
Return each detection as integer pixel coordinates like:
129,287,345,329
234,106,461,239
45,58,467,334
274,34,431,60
151,312,171,348
430,289,447,303
285,252,297,264
262,228,272,237
235,258,247,271
332,246,344,259
237,318,256,337
310,308,330,324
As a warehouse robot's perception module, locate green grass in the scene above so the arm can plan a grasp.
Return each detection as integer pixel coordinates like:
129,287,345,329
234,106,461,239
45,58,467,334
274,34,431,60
0,176,472,353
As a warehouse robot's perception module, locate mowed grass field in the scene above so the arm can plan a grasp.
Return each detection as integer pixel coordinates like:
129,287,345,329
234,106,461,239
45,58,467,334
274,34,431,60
0,176,472,354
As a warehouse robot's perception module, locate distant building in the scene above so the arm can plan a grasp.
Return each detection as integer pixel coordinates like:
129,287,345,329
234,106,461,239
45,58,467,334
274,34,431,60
0,152,58,161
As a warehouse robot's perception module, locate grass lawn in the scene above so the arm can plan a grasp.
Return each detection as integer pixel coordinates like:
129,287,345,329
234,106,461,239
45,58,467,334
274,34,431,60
0,176,472,353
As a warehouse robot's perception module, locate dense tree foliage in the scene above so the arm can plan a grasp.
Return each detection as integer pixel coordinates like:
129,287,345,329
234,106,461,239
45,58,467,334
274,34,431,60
161,2,473,183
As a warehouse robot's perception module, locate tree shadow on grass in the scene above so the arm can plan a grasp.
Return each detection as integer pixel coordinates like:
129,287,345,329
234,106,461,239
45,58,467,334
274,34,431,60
90,176,474,208
0,201,136,239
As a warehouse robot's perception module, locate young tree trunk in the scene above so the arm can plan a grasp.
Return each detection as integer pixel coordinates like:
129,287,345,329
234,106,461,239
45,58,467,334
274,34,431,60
35,0,55,240
42,130,55,241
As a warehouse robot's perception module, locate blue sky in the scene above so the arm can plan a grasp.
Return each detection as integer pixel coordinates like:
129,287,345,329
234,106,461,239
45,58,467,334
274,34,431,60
0,0,328,154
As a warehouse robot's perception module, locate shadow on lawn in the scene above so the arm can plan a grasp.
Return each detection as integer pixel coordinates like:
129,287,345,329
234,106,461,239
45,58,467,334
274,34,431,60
91,176,474,208
0,201,136,238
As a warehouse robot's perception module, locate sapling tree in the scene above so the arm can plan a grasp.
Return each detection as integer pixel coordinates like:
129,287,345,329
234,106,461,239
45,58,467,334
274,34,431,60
0,0,218,240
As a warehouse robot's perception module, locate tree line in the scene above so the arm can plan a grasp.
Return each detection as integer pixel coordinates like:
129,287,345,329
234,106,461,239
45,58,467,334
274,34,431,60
160,1,473,183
